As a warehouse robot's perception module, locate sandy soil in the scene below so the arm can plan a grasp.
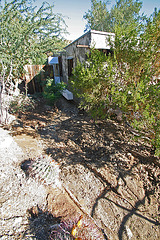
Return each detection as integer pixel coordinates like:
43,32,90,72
0,96,159,239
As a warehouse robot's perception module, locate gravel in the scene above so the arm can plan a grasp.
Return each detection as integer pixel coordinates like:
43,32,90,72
0,128,48,239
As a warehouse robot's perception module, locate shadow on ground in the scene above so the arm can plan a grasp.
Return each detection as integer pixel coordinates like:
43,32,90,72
11,97,160,240
24,206,61,240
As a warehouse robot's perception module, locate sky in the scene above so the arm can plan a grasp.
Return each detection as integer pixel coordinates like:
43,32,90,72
1,0,160,40
52,0,160,40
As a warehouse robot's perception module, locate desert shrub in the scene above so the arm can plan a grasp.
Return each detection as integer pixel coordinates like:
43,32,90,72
70,50,112,119
9,93,36,114
70,40,160,156
78,1,160,156
43,78,66,104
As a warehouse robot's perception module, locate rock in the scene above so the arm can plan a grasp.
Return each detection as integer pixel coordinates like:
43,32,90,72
0,128,48,238
125,225,133,239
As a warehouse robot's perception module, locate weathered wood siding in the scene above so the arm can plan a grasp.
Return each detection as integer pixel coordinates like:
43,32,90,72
23,65,53,94
60,30,115,84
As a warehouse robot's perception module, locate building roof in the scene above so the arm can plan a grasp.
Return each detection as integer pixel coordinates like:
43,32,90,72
64,30,115,50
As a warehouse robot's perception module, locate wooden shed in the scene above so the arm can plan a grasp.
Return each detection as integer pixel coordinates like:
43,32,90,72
48,30,115,100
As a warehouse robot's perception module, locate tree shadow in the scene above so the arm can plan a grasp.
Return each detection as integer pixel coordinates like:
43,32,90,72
39,100,159,238
91,185,160,239
42,111,159,182
13,97,160,239
116,196,160,240
24,205,61,240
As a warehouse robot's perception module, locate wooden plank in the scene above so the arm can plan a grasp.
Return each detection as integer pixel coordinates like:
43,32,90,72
76,45,90,48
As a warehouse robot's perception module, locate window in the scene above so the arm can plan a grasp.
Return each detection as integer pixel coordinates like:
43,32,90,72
68,58,73,77
58,56,63,77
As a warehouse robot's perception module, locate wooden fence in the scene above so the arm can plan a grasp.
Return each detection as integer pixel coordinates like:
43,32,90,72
22,65,53,94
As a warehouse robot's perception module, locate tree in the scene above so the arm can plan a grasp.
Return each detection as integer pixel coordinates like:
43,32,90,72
72,3,160,156
70,49,112,119
84,0,144,33
83,0,111,32
110,0,143,32
0,0,66,124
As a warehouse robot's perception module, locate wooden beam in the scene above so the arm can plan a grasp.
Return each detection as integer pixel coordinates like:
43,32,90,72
76,45,90,48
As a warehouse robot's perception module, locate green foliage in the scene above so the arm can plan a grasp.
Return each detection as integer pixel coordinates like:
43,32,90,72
71,7,160,156
43,78,66,104
84,0,111,32
0,0,66,90
70,49,114,119
84,0,144,33
9,94,36,114
110,0,144,33
0,0,66,124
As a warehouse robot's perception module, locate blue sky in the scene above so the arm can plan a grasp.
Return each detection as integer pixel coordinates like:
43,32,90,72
2,0,160,40
52,0,160,40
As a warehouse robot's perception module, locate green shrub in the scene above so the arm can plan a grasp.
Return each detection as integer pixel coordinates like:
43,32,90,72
70,43,160,156
43,78,66,105
10,94,36,114
70,50,113,119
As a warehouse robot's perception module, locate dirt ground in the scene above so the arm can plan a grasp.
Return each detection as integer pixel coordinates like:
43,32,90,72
2,96,160,239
